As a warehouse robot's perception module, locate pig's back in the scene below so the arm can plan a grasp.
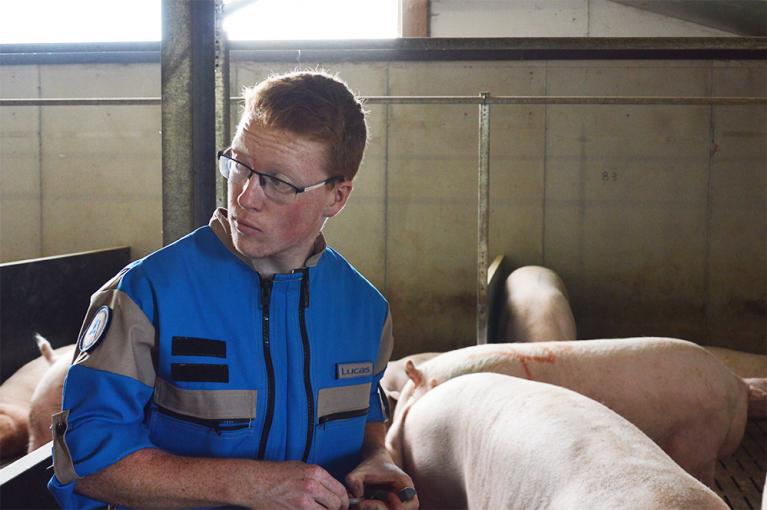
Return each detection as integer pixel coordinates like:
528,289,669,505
404,373,726,510
502,266,576,342
418,338,747,458
704,346,767,378
0,345,73,404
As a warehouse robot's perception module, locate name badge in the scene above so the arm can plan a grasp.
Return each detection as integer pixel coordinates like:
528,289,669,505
336,362,373,380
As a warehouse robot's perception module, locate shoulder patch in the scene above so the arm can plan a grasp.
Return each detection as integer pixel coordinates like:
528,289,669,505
79,305,112,353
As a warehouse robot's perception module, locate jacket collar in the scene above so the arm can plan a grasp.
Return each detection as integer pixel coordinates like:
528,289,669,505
209,208,326,273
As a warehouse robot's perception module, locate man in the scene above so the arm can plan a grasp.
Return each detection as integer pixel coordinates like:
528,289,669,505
49,71,417,509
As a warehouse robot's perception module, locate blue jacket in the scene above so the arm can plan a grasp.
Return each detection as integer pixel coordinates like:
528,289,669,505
49,210,393,508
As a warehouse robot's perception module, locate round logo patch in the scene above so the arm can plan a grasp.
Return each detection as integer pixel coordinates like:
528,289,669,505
79,305,111,353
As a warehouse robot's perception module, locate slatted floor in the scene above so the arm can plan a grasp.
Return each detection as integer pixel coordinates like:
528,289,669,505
715,419,766,510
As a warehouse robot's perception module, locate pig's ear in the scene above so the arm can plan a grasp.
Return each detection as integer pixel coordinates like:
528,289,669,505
405,360,425,386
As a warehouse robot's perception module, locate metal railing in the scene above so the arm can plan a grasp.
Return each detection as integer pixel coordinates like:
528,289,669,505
2,95,766,106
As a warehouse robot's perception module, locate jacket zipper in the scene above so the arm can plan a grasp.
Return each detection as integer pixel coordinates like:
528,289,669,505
299,268,315,462
156,406,251,433
378,383,391,421
319,407,369,426
257,279,275,460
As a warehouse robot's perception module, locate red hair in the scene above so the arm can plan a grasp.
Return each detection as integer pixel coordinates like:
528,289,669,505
236,70,368,181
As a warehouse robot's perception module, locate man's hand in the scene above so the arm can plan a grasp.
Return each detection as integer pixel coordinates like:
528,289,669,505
74,449,350,509
237,460,350,510
345,448,419,510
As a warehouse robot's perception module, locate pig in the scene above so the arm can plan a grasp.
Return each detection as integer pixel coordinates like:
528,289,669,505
388,338,749,486
500,265,577,341
744,377,767,419
702,346,767,419
387,372,727,509
380,352,440,413
763,473,766,510
27,338,75,452
703,346,766,378
0,334,73,459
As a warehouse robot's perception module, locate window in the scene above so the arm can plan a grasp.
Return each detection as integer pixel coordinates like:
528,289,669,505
0,0,398,44
0,0,161,44
224,0,398,40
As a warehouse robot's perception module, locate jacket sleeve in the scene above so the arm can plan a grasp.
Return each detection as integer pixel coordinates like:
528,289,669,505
48,265,158,508
367,309,394,423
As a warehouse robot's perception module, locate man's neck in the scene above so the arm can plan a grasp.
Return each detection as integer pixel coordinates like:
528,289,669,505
249,258,297,280
208,209,325,277
247,235,323,279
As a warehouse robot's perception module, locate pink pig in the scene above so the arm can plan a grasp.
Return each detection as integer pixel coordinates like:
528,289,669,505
703,346,766,379
386,338,751,486
499,265,577,342
380,352,440,413
0,334,73,458
27,338,75,452
387,372,727,509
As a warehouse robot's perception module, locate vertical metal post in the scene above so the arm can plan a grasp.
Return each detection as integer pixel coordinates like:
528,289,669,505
161,0,216,245
214,0,231,208
477,92,491,344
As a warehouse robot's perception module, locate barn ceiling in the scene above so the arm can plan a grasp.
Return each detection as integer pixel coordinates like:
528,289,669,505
609,0,767,36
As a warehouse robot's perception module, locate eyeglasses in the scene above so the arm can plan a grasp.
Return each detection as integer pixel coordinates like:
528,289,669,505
217,148,342,204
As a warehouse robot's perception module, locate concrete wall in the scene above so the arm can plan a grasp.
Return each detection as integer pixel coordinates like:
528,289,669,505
0,64,161,263
431,0,738,37
1,3,764,354
7,58,762,354
542,61,766,354
338,59,762,355
230,52,765,355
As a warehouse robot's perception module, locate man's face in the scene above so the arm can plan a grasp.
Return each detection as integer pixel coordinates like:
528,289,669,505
227,122,348,268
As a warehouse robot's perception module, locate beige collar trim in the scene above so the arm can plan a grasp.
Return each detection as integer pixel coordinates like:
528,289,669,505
208,208,326,272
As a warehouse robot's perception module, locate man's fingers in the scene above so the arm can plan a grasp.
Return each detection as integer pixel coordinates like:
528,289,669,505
301,477,345,510
346,470,393,493
345,472,364,498
359,498,389,510
307,484,342,510
396,487,417,502
383,490,404,510
358,490,404,510
401,492,419,510
377,487,418,510
309,465,349,508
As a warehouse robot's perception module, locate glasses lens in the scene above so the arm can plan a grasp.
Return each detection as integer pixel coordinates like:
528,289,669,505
266,175,297,195
219,151,251,183
218,157,231,179
233,162,252,182
260,174,296,203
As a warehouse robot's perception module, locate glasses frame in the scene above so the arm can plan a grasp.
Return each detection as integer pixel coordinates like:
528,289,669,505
217,148,342,197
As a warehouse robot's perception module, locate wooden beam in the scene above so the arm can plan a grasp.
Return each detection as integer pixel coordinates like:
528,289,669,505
400,0,429,37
